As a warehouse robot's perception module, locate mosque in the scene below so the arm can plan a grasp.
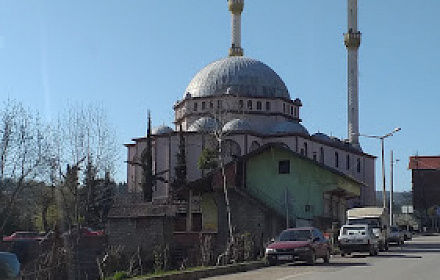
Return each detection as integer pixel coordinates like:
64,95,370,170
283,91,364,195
125,0,375,227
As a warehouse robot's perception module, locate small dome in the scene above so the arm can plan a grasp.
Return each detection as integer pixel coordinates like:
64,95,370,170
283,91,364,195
184,56,290,99
188,117,219,132
312,132,332,142
152,125,173,135
222,119,253,132
272,121,309,136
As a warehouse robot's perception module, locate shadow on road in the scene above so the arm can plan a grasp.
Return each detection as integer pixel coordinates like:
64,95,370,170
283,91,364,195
376,253,422,259
284,261,370,268
397,241,440,254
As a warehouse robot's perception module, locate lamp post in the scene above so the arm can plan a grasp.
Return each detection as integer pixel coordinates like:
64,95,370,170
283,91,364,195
390,150,400,225
358,127,401,209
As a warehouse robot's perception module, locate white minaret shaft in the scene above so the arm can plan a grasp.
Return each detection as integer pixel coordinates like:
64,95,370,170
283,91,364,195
345,0,361,147
228,0,244,56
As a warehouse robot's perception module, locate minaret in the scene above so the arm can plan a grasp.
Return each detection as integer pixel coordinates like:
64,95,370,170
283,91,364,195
344,0,361,148
228,0,244,56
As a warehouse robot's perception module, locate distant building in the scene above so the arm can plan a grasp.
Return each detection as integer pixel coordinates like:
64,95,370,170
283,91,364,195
408,156,440,221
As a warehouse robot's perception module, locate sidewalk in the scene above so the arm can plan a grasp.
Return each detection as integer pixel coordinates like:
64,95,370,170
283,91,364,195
136,261,267,280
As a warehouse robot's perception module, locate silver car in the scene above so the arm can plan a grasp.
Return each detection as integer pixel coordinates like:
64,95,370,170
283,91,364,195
388,225,405,244
338,224,379,256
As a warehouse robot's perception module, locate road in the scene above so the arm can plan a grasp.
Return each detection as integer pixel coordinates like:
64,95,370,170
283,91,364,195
204,234,440,280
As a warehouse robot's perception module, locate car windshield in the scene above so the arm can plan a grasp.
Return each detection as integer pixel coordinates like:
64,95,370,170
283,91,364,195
348,218,380,228
342,227,366,235
391,226,399,232
278,229,312,241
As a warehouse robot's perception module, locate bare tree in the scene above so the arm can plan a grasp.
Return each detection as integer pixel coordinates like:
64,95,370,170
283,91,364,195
195,95,245,265
0,100,53,233
50,103,119,228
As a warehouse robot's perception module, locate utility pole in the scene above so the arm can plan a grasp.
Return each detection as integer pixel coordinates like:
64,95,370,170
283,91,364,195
390,150,394,225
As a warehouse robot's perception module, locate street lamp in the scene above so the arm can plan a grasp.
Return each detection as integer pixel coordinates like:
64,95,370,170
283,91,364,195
390,150,400,225
358,127,401,209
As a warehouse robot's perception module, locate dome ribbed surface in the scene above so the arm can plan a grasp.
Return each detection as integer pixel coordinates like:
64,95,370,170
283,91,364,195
222,119,253,132
152,125,173,135
184,56,290,99
188,117,219,132
272,121,309,136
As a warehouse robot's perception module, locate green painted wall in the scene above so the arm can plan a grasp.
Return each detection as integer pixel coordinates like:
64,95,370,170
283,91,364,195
245,147,360,221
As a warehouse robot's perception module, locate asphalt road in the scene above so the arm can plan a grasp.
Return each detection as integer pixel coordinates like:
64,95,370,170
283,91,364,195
203,234,440,280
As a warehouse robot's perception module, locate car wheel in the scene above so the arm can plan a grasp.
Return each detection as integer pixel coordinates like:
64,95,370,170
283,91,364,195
267,258,278,266
323,249,330,263
307,251,316,265
385,242,389,251
369,245,375,256
341,251,346,257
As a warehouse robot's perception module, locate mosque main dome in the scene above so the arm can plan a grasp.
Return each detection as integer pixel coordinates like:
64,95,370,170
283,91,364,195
184,56,290,99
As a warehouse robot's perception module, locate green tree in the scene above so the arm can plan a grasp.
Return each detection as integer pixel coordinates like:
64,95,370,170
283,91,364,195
171,126,187,199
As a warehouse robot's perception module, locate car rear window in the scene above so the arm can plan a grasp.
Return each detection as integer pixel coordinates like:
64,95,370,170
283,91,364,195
342,227,366,235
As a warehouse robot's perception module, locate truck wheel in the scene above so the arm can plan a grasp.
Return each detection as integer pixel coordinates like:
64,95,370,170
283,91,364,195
323,249,330,263
369,245,375,256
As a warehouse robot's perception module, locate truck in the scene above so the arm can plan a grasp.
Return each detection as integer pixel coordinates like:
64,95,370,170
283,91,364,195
346,207,390,251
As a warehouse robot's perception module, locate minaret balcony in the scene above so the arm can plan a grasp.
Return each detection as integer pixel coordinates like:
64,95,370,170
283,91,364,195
229,46,244,57
344,31,361,49
228,1,244,14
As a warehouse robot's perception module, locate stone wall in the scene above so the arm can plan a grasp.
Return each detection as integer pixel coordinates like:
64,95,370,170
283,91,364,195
213,189,284,258
107,215,174,261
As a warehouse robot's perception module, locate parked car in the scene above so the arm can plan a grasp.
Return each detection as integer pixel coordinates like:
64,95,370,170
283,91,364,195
265,227,331,266
401,228,413,240
2,231,43,242
63,226,104,237
338,224,379,256
388,225,404,244
0,252,20,279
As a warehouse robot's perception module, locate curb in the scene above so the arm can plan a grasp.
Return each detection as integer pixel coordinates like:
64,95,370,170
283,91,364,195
136,261,267,280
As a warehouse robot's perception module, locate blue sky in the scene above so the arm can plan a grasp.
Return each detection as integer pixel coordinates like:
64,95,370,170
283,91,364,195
1,1,439,192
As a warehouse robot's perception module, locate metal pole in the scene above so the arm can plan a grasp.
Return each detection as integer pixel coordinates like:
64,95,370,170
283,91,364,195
285,186,289,229
390,150,394,225
381,138,386,209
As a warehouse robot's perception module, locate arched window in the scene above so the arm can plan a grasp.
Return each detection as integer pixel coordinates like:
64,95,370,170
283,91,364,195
221,139,241,159
346,154,350,170
202,102,206,110
247,100,253,110
193,102,198,111
250,141,260,152
302,142,308,157
239,100,244,109
266,102,271,111
320,147,324,164
257,101,262,110
357,158,361,173
335,152,339,168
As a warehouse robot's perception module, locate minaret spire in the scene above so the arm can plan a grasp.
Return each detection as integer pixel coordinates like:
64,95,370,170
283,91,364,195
228,0,244,56
344,0,361,148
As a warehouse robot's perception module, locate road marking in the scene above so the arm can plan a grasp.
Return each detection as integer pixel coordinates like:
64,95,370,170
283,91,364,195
276,272,312,280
